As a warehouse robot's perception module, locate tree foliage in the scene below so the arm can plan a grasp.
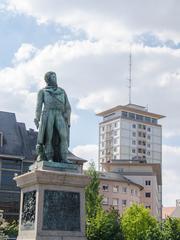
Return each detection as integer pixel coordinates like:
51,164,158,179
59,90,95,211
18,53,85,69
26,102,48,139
163,217,180,240
86,208,124,240
85,163,124,240
121,204,160,240
85,162,102,219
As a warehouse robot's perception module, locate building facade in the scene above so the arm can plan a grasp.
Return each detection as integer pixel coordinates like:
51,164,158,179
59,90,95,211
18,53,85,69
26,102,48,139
102,161,161,219
99,171,143,213
0,111,37,220
97,104,165,220
97,104,165,169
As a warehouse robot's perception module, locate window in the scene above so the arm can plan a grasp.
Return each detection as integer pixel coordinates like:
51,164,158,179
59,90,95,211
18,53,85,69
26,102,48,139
132,124,136,128
122,111,128,118
101,142,105,148
129,112,135,119
113,186,119,193
131,189,134,195
147,135,151,140
2,159,21,171
145,180,151,186
147,151,151,156
101,126,105,132
135,190,138,196
138,124,142,129
102,197,109,205
122,200,127,206
138,148,142,153
0,132,3,147
145,192,151,198
147,143,151,148
101,151,104,155
102,185,109,191
132,140,136,145
114,130,118,136
132,149,136,153
122,187,127,193
112,198,119,206
114,147,117,152
136,114,143,121
114,138,117,144
152,118,157,124
145,117,151,123
132,132,136,137
114,122,118,128
101,134,105,140
145,205,151,209
147,127,151,132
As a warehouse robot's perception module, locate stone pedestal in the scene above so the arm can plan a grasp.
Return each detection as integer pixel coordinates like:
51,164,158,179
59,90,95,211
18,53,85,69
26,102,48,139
14,163,90,240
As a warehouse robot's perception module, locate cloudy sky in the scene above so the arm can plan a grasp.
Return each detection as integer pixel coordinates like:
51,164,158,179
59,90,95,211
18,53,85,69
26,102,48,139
0,0,180,206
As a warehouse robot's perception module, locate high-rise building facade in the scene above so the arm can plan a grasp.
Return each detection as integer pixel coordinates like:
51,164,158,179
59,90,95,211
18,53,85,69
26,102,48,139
97,104,165,220
97,104,165,170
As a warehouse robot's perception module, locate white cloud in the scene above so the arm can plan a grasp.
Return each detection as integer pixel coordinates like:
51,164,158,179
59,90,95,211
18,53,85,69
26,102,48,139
6,0,180,42
72,144,98,170
13,43,38,63
1,40,180,139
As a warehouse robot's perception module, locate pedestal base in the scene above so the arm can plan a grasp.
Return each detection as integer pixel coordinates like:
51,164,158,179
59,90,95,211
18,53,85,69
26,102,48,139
15,165,90,240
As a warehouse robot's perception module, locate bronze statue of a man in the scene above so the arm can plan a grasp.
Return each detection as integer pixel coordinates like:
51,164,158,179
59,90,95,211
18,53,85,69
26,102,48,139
34,71,71,163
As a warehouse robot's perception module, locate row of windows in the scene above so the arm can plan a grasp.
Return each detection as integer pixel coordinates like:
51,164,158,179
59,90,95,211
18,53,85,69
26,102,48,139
101,147,119,156
132,148,151,155
132,124,151,132
101,138,119,147
103,197,128,206
102,181,151,192
132,140,151,147
101,122,119,132
102,185,138,196
122,111,158,124
132,131,151,139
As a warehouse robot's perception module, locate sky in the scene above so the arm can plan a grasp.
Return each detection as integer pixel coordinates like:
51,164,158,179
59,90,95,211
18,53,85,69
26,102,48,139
0,0,180,206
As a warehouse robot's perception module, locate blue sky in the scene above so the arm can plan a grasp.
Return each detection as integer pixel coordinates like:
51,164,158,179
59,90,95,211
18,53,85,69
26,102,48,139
0,0,180,206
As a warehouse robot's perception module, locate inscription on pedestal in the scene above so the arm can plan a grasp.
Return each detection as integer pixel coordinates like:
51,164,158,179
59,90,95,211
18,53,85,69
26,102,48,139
21,191,36,230
43,190,80,231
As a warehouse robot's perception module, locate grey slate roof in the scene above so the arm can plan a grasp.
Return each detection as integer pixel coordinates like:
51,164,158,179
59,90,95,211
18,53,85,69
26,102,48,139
0,111,37,160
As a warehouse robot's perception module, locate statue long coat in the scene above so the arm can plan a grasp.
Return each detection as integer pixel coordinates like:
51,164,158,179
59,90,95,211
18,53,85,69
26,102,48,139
35,86,71,154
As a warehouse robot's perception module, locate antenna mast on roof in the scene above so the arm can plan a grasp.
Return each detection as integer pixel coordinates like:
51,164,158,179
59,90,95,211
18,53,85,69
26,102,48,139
128,46,132,104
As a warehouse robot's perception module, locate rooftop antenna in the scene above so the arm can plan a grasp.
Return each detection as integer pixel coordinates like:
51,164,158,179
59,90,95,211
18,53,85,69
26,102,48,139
128,45,132,104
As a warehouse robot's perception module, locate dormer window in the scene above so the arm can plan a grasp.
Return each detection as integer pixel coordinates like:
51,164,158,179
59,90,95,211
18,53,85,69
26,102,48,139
0,132,3,147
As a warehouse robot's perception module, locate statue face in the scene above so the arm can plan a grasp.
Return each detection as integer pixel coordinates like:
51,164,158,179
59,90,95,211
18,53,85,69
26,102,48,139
45,72,57,87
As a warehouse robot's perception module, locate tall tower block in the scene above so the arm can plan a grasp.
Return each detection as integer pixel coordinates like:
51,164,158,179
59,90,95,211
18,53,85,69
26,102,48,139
97,103,165,171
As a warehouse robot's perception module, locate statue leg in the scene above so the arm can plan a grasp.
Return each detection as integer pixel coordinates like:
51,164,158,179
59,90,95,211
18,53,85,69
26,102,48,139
55,112,68,162
45,111,55,161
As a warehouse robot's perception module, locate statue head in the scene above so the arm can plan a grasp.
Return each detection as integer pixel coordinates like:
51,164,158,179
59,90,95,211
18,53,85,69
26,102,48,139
44,71,58,87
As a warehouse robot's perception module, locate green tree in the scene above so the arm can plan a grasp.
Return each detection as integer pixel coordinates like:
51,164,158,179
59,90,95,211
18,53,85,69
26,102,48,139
85,163,124,240
121,204,161,240
3,220,18,238
85,162,102,218
163,217,180,240
86,208,124,240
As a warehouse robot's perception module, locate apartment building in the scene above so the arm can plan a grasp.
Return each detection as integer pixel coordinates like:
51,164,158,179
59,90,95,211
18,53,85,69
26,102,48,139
97,103,165,220
97,103,165,169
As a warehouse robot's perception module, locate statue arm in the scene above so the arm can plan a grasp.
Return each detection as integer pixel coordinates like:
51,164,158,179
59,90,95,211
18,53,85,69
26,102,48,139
34,89,44,128
64,91,71,126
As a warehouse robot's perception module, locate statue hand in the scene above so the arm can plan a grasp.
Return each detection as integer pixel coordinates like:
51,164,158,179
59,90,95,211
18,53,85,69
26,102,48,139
34,118,39,129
